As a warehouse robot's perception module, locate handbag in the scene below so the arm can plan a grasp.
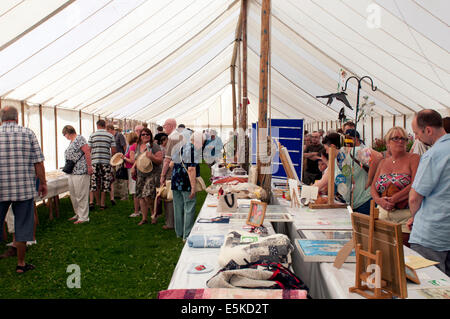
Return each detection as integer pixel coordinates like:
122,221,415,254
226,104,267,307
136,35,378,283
62,151,84,174
115,164,129,180
217,193,238,213
180,147,206,193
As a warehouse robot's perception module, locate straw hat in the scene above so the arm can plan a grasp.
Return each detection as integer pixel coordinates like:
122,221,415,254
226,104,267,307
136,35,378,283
136,153,153,173
110,153,124,166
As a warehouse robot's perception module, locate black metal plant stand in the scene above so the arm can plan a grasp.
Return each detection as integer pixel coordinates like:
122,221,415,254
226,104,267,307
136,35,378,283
342,76,377,208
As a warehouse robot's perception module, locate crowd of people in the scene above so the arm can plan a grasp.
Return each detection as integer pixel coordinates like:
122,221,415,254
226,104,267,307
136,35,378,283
0,106,224,273
1,104,448,277
302,110,449,276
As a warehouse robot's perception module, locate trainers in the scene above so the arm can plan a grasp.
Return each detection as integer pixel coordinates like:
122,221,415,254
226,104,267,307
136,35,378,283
129,212,141,217
6,242,14,247
26,240,37,246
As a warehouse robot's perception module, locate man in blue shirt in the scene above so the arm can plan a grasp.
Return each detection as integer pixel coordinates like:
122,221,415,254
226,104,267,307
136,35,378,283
408,109,450,276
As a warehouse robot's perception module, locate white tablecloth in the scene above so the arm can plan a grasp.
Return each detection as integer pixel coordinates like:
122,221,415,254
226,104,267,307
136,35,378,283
167,194,275,290
274,197,450,299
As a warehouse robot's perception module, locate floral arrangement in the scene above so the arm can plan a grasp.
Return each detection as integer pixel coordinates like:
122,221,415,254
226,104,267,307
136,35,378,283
372,138,386,152
406,134,414,152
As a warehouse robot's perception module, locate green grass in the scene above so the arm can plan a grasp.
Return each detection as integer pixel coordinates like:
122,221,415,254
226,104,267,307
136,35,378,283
0,164,211,299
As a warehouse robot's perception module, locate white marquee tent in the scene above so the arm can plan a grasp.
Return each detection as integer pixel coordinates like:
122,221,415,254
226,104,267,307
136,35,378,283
0,0,449,172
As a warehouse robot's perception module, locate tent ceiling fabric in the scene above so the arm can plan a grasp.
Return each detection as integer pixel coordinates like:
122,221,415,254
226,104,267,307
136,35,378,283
0,0,448,125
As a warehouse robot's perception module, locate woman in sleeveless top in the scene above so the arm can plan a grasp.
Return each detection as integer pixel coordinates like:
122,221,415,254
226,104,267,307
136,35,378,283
131,128,163,225
371,127,420,245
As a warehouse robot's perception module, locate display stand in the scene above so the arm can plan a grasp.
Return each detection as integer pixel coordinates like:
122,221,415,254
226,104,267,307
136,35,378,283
309,145,346,209
349,201,407,299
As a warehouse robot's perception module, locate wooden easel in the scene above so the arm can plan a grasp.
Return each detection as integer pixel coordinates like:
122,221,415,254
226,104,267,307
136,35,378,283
349,201,392,299
309,145,346,209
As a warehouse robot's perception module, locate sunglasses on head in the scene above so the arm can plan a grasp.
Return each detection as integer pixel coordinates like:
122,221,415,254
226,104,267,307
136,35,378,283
390,136,408,142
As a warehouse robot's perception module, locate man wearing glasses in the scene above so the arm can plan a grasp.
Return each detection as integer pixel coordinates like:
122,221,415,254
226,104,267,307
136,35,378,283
408,109,450,276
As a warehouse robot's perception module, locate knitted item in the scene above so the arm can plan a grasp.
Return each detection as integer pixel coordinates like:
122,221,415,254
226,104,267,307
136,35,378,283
217,231,293,268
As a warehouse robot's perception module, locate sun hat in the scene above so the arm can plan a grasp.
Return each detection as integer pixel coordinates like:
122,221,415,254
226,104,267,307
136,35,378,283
135,153,153,173
110,152,124,166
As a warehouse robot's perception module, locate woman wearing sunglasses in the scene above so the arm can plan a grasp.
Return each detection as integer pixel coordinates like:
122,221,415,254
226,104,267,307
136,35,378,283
371,127,420,246
131,128,163,225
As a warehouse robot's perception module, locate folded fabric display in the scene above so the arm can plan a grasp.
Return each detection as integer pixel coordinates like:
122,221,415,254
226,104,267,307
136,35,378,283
206,260,309,294
158,287,308,299
217,231,293,268
187,234,225,248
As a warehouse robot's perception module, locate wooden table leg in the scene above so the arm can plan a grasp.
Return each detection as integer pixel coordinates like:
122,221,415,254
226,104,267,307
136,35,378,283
54,196,60,218
2,223,7,241
48,198,54,221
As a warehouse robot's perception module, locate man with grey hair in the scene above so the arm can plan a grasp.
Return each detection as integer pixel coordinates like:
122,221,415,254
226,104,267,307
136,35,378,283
0,106,47,273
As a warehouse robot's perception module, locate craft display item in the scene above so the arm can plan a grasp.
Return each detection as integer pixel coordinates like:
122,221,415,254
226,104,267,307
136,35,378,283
349,204,408,299
296,239,356,263
197,216,230,224
246,201,267,227
217,193,238,213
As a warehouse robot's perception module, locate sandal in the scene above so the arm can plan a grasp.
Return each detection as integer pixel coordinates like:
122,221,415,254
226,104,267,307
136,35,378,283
151,217,157,224
138,220,148,226
100,206,107,210
89,204,95,210
16,263,35,274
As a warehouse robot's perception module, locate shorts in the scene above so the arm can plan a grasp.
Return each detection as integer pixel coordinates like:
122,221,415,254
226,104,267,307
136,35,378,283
0,199,35,242
90,163,113,192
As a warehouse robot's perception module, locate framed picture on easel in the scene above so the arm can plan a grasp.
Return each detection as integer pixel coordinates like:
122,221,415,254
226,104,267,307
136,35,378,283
350,211,408,299
246,201,267,227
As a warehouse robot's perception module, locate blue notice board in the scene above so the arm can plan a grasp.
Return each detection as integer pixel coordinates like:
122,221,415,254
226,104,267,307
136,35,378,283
251,119,304,181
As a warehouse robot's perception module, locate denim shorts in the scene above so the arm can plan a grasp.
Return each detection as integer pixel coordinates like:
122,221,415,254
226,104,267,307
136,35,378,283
0,199,35,242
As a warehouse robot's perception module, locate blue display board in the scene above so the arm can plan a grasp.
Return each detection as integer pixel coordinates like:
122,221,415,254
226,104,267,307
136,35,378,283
251,119,304,181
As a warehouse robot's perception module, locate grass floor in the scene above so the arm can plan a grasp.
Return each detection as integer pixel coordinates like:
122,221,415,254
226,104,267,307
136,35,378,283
0,164,211,299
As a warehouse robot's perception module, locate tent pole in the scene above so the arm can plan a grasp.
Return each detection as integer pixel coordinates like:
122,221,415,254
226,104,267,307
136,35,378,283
54,106,58,170
257,0,271,203
371,116,374,146
79,110,82,136
39,105,43,153
21,101,25,126
239,0,249,172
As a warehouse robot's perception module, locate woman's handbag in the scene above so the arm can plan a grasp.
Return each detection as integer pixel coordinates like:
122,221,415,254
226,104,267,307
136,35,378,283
217,193,238,213
115,164,129,180
180,147,206,193
62,151,84,174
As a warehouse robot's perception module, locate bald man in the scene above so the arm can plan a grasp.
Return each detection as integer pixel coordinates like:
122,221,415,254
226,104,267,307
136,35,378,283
134,125,144,137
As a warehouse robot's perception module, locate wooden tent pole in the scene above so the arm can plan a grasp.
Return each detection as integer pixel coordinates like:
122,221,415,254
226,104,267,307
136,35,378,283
79,110,82,135
231,67,237,131
21,101,25,126
256,0,271,202
39,105,43,152
239,0,249,171
54,106,58,169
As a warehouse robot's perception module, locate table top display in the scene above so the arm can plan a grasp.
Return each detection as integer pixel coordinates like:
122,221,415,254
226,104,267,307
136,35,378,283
165,177,449,299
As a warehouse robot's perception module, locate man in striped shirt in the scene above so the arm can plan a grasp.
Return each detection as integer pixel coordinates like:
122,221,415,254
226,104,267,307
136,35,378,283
88,120,116,210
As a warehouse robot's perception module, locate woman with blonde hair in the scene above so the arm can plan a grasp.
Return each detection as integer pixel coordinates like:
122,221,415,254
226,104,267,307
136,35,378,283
371,127,420,246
